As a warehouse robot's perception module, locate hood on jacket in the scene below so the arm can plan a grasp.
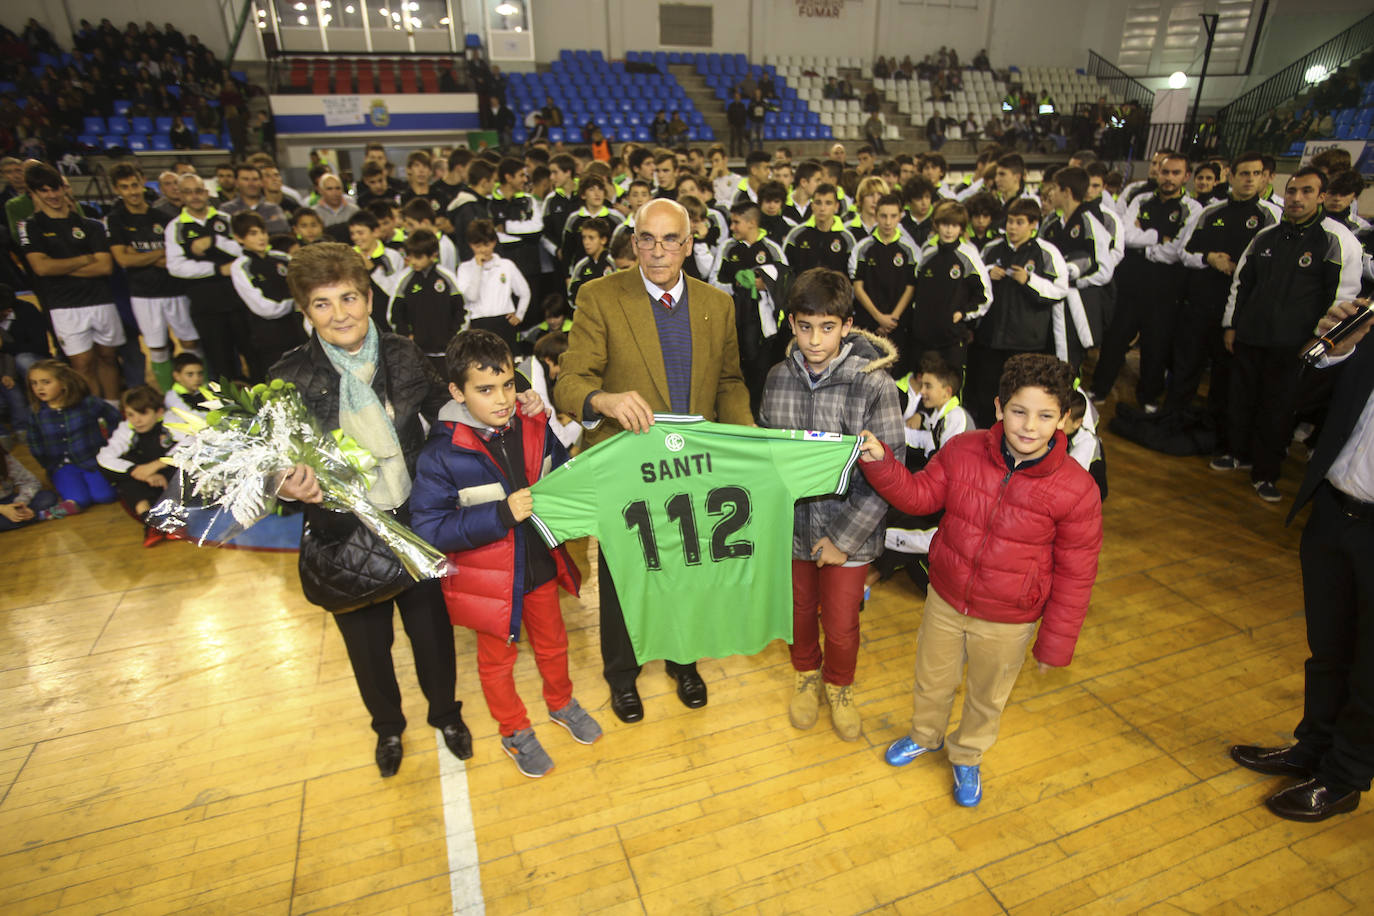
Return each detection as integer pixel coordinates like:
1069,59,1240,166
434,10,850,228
437,398,496,434
784,326,898,379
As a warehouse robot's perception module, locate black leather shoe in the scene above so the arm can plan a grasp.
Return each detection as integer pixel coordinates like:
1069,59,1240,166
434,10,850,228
610,685,644,723
670,667,708,709
375,735,403,778
1265,778,1360,822
1230,744,1313,778
441,720,473,760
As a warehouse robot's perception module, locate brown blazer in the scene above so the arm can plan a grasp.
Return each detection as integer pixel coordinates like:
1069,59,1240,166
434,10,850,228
554,268,752,446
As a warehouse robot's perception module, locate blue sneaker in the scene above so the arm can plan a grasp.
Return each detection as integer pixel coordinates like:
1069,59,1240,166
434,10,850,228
885,736,943,767
952,764,982,807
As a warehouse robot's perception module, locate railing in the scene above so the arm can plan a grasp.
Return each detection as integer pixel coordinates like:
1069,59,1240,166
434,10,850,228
1215,11,1374,157
1087,51,1156,114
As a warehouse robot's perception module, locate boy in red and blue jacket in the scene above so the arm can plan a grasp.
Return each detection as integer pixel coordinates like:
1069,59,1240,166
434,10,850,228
857,352,1102,808
410,329,598,779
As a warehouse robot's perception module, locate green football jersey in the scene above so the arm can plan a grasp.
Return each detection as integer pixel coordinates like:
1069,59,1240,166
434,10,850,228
529,415,862,664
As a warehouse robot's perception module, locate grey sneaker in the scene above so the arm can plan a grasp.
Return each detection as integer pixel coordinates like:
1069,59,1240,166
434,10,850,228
1254,480,1281,503
549,698,603,745
501,727,554,778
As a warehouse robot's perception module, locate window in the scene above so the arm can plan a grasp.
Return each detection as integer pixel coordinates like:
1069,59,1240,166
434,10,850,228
660,4,713,48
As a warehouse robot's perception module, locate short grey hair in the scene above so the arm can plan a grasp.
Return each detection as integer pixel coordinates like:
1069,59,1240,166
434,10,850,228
635,197,691,239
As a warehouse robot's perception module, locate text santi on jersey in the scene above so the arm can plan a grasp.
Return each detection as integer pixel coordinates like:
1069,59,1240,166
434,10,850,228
641,452,714,483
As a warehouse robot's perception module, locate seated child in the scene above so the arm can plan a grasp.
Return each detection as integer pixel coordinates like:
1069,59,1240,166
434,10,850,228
870,351,974,590
25,359,121,508
164,352,212,418
758,268,905,742
410,329,598,778
230,211,309,378
98,385,185,543
1,441,78,530
389,228,467,378
856,353,1102,807
1065,388,1107,501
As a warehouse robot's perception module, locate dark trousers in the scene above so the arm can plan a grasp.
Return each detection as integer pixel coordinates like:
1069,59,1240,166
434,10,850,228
1164,295,1226,413
1092,259,1149,400
469,314,519,352
963,343,1017,430
1134,263,1186,406
1228,341,1302,484
736,305,771,416
728,124,747,158
332,577,465,738
191,304,255,383
1295,484,1374,792
597,546,698,690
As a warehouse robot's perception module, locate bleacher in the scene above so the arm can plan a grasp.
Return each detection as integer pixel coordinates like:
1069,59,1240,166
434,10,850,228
0,50,247,154
694,53,832,141
279,56,460,95
1282,79,1374,154
504,50,713,145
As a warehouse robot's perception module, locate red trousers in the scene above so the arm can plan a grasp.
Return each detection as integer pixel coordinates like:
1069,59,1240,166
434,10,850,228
789,560,868,686
475,580,573,736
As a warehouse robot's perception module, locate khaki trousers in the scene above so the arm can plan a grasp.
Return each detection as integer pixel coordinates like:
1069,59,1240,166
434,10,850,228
909,587,1036,766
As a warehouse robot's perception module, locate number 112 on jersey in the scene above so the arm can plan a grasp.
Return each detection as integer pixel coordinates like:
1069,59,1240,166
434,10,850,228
623,486,754,570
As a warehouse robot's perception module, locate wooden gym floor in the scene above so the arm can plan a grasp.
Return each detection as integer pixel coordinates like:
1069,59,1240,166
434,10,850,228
2,406,1373,914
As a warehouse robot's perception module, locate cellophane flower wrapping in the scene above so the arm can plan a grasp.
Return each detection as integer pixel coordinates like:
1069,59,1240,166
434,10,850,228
150,378,451,582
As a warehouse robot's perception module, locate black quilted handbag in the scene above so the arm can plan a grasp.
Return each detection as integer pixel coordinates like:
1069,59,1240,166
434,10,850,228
298,505,412,613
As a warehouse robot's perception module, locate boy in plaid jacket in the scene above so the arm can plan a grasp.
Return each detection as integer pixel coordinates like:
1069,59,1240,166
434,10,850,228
758,267,905,742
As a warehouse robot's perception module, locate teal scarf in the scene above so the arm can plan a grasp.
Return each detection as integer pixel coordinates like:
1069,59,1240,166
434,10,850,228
319,320,411,510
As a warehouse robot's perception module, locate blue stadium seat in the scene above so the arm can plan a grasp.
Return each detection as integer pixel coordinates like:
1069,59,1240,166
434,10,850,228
106,116,130,135
155,116,174,132
548,127,565,143
83,116,106,134
77,134,100,148
103,136,126,149
127,136,149,151
199,133,219,148
151,135,173,151
112,99,132,116
131,116,153,135
634,126,651,142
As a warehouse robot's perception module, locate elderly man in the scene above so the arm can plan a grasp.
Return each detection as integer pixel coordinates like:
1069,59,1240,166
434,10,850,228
314,173,360,240
554,198,752,722
151,170,183,218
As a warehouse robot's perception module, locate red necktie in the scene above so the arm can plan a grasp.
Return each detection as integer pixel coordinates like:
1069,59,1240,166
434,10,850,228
660,292,673,310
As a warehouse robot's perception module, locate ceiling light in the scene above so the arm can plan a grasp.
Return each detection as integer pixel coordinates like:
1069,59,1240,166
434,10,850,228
439,17,450,24
1167,71,1186,89
495,2,518,16
1304,64,1329,84
256,21,266,28
298,15,308,23
345,5,354,12
294,2,306,9
257,9,266,16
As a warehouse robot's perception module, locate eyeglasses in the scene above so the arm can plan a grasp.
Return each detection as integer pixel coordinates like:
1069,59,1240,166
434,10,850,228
634,234,685,252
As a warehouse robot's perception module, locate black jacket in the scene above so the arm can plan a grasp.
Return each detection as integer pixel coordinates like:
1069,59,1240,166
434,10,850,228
1291,340,1374,521
1224,211,1363,349
270,331,449,599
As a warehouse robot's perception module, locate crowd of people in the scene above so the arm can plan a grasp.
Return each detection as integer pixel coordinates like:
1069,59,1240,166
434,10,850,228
1,108,1372,820
0,18,267,160
1248,51,1374,154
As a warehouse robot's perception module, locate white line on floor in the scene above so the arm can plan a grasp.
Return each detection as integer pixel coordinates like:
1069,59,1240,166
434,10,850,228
434,729,485,915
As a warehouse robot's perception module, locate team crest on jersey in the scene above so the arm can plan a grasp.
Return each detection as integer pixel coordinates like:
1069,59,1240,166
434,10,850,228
830,238,842,253
755,250,767,264
949,264,962,279
1245,215,1259,229
499,273,507,283
71,226,86,240
429,199,440,212
153,223,164,234
1024,262,1035,274
664,432,686,452
1069,225,1080,238
1169,211,1180,223
276,263,288,276
211,219,226,234
1298,251,1313,268
434,278,446,293
892,252,904,267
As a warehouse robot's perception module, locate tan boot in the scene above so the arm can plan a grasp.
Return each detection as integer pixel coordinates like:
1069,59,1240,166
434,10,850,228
824,682,862,741
789,669,822,729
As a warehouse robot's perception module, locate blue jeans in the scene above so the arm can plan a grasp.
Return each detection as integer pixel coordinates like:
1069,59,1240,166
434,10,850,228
52,464,117,508
0,490,58,531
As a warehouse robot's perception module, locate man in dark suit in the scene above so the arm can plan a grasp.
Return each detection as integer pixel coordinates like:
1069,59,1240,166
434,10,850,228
1231,296,1374,821
555,198,753,722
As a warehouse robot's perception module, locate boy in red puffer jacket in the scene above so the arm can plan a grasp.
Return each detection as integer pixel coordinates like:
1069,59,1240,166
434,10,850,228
410,329,598,779
857,352,1102,808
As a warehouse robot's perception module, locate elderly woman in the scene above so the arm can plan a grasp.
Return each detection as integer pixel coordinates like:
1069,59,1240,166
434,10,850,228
271,242,497,778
